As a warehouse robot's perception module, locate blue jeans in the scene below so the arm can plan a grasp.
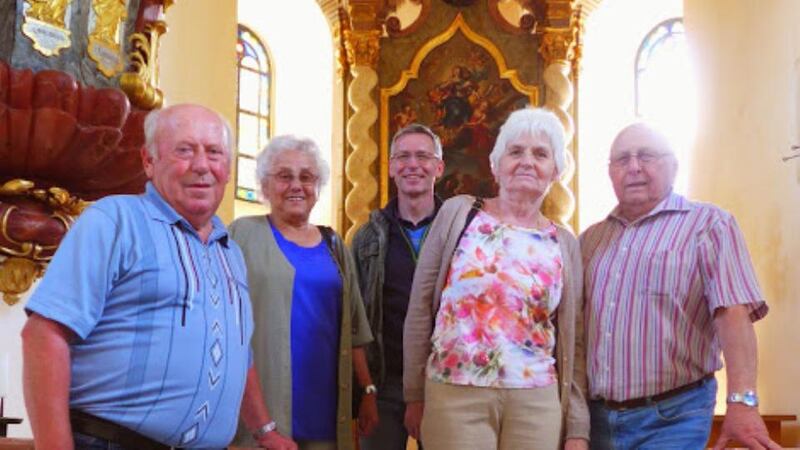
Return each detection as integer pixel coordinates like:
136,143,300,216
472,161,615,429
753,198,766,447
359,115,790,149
590,377,717,450
359,377,422,450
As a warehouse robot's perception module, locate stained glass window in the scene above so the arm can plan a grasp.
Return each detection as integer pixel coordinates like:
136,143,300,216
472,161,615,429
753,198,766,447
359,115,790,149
634,18,687,117
235,24,272,202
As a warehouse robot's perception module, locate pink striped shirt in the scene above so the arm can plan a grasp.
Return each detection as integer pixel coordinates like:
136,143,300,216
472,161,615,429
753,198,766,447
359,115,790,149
580,192,767,401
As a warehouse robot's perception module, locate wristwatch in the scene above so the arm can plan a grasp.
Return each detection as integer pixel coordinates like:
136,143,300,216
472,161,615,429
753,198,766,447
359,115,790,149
252,420,277,440
364,384,378,395
727,390,759,407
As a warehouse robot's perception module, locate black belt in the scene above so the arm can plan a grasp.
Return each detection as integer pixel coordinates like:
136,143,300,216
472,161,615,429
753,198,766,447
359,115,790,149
596,373,714,411
70,409,183,450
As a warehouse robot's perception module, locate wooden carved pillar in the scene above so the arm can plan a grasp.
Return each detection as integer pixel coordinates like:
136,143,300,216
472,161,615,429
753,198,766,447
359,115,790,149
342,1,382,242
539,0,581,230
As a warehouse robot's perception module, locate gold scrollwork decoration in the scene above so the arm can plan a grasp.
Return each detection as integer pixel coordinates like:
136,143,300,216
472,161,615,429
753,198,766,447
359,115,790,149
0,258,44,306
0,180,88,305
22,0,75,57
0,180,90,218
120,20,167,109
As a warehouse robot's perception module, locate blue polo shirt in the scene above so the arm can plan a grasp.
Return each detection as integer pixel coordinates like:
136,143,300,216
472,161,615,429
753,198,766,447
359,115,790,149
26,183,254,449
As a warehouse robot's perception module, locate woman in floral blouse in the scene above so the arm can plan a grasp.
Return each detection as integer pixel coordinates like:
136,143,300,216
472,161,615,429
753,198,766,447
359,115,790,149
403,108,589,450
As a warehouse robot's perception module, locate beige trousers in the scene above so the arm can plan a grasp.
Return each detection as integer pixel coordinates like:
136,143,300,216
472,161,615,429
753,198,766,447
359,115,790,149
420,380,562,450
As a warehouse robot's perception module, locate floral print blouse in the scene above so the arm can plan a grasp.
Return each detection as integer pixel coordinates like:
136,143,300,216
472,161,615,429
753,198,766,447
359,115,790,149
426,210,563,388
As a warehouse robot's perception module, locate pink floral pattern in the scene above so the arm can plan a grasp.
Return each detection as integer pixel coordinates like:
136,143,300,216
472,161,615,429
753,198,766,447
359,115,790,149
427,210,563,388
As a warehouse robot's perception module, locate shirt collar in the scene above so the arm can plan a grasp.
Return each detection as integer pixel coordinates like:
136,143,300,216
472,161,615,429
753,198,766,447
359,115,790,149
382,195,442,229
609,190,689,226
142,182,230,246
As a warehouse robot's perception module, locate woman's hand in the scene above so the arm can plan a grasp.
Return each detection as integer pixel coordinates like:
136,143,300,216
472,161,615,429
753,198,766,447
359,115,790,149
564,438,589,450
358,394,380,436
404,401,424,441
257,430,298,450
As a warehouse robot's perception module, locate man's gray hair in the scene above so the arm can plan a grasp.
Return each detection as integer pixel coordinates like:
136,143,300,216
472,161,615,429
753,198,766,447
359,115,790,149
255,134,330,192
489,107,567,177
143,104,234,158
390,123,444,159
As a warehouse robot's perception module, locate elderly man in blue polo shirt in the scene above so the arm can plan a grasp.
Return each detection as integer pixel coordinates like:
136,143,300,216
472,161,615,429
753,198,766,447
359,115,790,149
21,104,296,450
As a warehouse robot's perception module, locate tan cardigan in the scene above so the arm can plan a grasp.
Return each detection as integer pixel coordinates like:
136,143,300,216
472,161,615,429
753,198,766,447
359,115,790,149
402,195,590,441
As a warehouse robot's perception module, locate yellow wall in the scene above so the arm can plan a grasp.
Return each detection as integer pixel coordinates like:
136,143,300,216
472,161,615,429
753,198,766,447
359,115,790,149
685,0,800,444
159,0,238,223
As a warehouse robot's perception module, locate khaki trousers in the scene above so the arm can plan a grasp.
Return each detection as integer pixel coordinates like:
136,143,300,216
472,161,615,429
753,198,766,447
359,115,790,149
420,380,561,450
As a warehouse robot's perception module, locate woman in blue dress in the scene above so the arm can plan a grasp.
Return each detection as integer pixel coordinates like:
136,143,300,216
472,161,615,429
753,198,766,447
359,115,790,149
230,135,377,450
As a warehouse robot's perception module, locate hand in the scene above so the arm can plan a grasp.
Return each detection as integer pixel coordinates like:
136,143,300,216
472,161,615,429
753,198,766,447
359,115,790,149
712,404,781,450
257,430,298,450
404,401,424,441
564,438,589,450
358,393,379,436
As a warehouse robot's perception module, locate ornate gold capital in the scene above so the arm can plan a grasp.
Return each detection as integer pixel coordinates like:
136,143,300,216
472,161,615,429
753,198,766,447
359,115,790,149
539,27,577,66
343,29,381,69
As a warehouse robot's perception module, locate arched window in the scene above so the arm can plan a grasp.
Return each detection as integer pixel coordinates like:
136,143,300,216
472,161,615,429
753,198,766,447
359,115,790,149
235,24,273,202
634,17,693,194
634,18,687,118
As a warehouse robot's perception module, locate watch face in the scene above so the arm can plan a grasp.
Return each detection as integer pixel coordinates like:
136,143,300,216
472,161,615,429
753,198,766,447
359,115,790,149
743,391,759,407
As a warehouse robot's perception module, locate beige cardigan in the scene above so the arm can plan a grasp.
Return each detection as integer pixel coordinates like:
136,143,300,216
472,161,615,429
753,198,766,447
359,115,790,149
402,195,590,441
229,215,373,450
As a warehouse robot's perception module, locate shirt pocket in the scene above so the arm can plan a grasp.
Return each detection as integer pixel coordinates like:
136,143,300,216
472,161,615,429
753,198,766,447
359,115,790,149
642,249,686,297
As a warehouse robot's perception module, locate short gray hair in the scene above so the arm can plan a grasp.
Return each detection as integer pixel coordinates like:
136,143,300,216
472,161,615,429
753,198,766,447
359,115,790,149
143,104,234,158
255,134,330,192
489,107,567,177
390,123,443,159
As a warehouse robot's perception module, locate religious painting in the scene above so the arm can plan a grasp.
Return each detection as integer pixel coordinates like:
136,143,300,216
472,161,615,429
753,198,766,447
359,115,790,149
381,16,538,202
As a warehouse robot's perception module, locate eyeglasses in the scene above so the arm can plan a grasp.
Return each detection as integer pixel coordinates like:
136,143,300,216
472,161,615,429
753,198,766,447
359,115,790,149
390,151,439,163
269,171,319,186
609,151,669,168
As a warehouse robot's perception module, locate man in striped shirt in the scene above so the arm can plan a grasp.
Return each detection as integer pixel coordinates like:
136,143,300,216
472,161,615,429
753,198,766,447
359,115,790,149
580,123,777,449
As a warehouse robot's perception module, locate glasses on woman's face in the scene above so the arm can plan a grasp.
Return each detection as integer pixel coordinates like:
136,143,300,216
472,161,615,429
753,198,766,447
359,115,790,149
269,170,319,187
609,150,668,168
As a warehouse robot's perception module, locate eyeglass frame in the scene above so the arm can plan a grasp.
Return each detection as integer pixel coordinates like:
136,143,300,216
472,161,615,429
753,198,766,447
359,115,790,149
267,170,320,187
389,150,441,164
609,150,671,168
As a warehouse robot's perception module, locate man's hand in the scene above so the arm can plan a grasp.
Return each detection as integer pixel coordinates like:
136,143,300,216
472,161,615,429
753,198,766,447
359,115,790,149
712,404,780,450
358,393,379,436
404,401,424,441
564,438,589,450
257,430,298,450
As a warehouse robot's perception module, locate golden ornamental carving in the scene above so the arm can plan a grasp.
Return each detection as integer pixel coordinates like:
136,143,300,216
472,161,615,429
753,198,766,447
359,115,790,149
22,0,75,57
343,29,381,69
120,20,167,109
88,0,129,77
0,258,43,306
539,28,577,66
0,180,89,305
